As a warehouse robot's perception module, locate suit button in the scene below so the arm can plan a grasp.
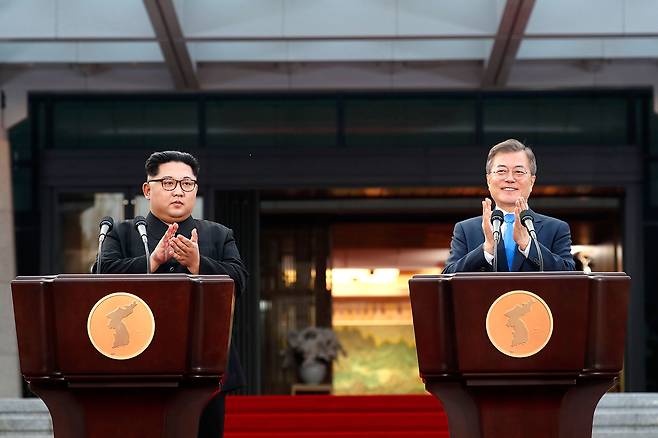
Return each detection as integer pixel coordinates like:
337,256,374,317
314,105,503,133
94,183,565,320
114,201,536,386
169,266,175,272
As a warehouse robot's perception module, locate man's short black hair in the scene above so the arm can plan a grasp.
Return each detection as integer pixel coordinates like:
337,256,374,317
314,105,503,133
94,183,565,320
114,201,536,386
145,150,200,178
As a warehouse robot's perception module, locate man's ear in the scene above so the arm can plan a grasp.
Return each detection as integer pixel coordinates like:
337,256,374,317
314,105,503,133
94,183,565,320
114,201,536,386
142,182,151,199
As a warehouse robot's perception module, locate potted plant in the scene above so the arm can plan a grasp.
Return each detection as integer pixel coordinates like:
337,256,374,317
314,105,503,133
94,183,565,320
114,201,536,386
283,326,347,385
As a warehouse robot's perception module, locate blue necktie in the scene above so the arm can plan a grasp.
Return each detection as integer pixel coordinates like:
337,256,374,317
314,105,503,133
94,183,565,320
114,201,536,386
503,214,516,271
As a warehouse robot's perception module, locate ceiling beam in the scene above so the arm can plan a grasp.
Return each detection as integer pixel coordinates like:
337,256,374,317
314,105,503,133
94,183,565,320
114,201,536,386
143,0,198,90
5,32,658,43
482,0,535,88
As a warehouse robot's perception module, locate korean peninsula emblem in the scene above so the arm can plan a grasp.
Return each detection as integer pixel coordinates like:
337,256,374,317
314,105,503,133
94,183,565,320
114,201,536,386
485,290,553,358
87,292,155,360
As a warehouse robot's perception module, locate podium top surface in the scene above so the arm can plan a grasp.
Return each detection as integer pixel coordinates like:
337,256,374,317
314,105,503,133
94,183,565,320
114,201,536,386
13,273,233,283
411,271,629,280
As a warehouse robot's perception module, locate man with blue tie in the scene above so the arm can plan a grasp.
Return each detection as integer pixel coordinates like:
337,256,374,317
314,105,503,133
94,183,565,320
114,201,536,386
442,139,575,273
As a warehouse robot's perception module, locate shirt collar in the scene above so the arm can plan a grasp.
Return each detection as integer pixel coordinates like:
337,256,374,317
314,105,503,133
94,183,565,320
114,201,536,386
498,206,532,216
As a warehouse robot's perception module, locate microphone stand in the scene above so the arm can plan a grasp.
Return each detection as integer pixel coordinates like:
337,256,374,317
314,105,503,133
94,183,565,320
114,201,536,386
520,210,544,272
529,230,544,272
143,238,151,274
490,210,504,273
134,216,151,274
493,233,500,272
96,217,114,274
96,239,104,274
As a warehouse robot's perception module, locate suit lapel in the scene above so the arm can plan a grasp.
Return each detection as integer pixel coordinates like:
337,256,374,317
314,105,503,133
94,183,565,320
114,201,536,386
532,210,544,236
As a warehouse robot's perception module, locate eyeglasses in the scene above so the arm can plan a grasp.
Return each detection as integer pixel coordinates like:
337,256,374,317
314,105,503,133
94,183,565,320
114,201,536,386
490,168,530,179
148,177,197,192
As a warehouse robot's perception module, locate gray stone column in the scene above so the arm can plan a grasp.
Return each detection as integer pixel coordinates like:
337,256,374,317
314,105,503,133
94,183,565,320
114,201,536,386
0,126,20,397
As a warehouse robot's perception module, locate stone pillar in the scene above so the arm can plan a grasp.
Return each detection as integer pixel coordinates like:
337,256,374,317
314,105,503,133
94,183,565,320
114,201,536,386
0,125,20,397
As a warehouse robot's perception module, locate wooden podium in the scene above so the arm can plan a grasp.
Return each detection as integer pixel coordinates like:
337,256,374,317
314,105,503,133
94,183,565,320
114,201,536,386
11,274,235,438
409,272,630,438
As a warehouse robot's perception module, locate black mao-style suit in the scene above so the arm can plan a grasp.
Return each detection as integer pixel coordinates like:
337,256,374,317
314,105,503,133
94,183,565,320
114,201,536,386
99,212,248,437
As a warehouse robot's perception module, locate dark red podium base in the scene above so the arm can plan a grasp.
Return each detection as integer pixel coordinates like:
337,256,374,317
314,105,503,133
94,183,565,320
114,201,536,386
31,378,218,438
426,377,614,438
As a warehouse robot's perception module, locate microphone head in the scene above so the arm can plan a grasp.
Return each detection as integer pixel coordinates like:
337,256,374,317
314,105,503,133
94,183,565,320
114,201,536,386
99,216,114,230
520,209,534,223
490,209,504,224
134,215,147,230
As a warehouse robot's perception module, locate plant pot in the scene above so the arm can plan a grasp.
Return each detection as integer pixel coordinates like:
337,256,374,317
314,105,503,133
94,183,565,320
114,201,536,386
299,361,327,384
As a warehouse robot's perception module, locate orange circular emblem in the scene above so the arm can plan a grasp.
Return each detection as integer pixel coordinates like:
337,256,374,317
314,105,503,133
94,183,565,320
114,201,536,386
87,292,155,360
486,290,553,358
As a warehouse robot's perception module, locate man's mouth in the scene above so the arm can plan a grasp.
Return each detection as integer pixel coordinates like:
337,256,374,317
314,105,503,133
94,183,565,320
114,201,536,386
171,201,184,206
502,187,517,191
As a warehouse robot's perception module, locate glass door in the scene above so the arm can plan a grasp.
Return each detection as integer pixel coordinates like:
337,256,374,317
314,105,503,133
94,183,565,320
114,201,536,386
54,192,126,273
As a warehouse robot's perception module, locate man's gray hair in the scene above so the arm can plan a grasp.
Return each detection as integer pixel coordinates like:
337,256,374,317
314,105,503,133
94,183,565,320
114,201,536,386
485,139,537,175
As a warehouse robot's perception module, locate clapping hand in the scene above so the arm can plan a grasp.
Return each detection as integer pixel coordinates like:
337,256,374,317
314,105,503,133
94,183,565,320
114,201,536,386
513,197,531,251
149,223,178,272
170,228,200,274
481,198,495,254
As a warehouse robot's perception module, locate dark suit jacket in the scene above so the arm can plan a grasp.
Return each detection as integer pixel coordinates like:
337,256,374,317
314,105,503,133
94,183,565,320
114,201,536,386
442,211,575,273
99,212,248,391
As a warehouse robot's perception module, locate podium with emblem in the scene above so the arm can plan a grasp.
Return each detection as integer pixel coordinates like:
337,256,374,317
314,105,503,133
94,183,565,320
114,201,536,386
409,272,630,438
11,274,235,438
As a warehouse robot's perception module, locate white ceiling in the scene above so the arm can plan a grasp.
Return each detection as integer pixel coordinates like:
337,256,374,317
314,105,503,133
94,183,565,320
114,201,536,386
1,0,656,64
1,0,658,126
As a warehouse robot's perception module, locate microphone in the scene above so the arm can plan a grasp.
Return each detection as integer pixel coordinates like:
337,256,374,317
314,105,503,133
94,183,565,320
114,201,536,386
134,216,147,240
96,216,114,274
520,210,544,271
490,209,504,243
98,216,114,243
134,216,151,274
519,210,536,239
490,209,504,272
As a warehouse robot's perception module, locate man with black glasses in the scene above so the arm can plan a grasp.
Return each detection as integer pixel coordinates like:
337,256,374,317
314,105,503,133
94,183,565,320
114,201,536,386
99,150,248,438
442,139,575,273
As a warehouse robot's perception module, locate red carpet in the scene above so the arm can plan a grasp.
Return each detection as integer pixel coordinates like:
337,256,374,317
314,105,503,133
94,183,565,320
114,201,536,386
225,395,449,438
